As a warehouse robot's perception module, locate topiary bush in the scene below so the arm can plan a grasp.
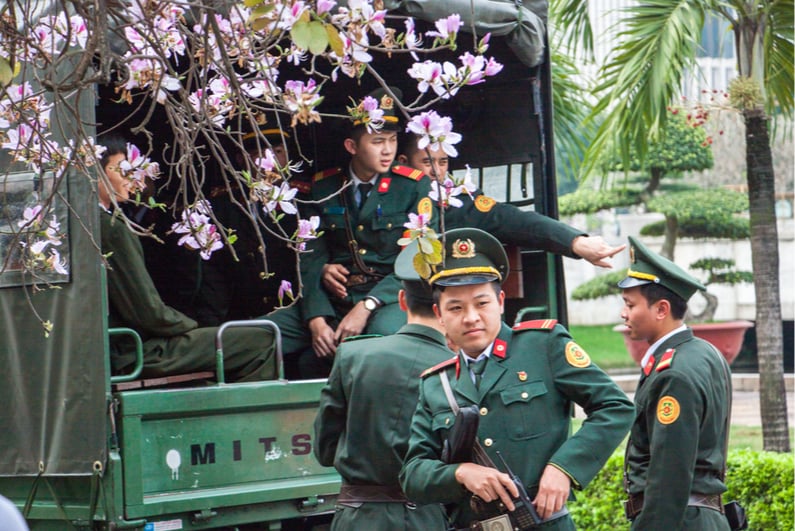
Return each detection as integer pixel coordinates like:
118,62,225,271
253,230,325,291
569,449,795,530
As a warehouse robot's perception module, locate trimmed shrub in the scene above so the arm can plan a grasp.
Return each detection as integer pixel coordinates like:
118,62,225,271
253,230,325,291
569,449,794,530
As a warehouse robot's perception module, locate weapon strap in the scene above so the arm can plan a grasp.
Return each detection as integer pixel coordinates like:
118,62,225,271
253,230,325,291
439,369,497,468
710,345,733,483
340,177,383,278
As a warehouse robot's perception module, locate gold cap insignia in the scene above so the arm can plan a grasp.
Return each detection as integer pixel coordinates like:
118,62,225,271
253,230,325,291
629,245,636,264
451,238,476,259
380,94,394,110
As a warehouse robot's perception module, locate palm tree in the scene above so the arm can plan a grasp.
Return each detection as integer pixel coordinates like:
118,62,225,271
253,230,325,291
552,0,793,451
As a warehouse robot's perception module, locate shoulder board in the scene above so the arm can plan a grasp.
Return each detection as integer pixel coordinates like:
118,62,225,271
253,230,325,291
313,167,343,183
290,179,311,194
341,334,382,343
391,165,426,181
513,319,558,332
655,348,676,372
420,356,457,378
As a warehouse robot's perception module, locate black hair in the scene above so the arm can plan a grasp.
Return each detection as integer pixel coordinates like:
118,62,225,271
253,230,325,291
432,280,502,306
99,135,128,171
639,283,688,320
399,132,421,158
402,280,436,318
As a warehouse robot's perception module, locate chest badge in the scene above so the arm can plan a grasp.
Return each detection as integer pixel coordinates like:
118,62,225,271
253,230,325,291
517,371,527,381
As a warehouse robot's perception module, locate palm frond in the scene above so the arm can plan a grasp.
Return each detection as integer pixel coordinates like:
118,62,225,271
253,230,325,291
582,0,706,179
550,0,594,59
766,0,795,116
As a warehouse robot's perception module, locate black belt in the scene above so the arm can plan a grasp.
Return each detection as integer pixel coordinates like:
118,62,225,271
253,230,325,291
624,492,724,520
337,483,408,504
346,273,383,287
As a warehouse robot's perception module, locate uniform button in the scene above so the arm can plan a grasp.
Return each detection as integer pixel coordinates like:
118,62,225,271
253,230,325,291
331,224,337,229
358,249,367,255
386,222,392,229
484,438,493,447
479,407,488,416
357,225,364,231
521,392,529,399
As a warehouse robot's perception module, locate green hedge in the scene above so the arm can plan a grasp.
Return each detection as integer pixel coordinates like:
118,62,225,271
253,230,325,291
569,449,794,530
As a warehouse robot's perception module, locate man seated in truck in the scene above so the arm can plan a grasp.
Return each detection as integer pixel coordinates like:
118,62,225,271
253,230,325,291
320,134,626,300
98,135,277,382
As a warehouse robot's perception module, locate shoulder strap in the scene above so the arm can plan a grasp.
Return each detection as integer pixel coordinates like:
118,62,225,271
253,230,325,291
339,178,384,278
709,344,733,482
438,369,496,468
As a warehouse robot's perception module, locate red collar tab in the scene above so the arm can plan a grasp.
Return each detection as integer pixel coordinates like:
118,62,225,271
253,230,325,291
656,348,676,372
492,339,507,359
455,355,461,379
378,177,391,193
643,355,656,376
291,180,311,194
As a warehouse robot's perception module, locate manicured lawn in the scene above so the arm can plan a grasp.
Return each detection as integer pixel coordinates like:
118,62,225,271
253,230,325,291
572,419,794,452
569,324,637,371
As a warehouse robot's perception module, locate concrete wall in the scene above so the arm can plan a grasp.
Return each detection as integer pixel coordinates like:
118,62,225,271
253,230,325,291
563,213,795,326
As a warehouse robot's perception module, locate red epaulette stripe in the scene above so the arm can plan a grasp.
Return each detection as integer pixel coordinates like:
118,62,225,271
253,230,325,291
291,180,311,194
420,356,457,378
312,167,342,182
513,319,558,332
656,348,676,372
392,165,426,181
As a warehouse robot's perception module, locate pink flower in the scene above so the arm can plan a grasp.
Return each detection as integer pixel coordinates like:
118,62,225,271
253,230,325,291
278,280,294,305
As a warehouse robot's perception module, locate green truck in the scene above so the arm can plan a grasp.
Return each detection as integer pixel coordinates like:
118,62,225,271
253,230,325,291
0,1,565,528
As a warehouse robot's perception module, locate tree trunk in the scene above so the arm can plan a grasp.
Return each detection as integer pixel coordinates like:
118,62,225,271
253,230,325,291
744,108,790,452
659,215,677,260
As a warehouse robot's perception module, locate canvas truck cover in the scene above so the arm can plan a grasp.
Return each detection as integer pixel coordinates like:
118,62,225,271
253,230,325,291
384,0,548,67
0,98,107,477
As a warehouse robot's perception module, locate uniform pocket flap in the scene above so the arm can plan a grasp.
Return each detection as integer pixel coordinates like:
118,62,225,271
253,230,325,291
431,410,456,432
500,381,547,405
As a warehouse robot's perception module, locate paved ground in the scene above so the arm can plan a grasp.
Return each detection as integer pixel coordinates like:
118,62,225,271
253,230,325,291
576,373,795,427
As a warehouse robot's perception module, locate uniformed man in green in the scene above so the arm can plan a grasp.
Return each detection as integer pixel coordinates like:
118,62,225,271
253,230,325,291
320,136,626,302
313,241,452,530
268,88,438,378
618,236,731,530
399,228,634,530
99,137,277,382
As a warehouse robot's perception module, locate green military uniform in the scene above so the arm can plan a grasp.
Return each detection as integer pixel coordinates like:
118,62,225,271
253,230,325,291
400,321,635,529
314,325,452,531
399,227,634,530
444,191,584,257
619,237,731,530
101,209,277,382
267,164,437,356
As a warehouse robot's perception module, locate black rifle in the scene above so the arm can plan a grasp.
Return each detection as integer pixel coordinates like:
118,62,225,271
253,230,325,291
494,451,542,527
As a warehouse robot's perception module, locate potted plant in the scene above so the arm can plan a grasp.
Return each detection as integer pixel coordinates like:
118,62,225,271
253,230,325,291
562,108,754,364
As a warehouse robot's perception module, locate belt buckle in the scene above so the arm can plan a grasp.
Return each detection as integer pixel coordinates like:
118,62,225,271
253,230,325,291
476,514,512,531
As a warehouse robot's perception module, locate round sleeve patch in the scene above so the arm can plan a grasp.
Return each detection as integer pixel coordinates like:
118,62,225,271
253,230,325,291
474,195,496,213
656,395,680,425
565,341,591,368
417,197,433,220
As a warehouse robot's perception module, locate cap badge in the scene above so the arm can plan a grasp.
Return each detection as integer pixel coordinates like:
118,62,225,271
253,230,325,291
517,371,527,381
629,245,636,264
380,94,394,110
452,238,476,259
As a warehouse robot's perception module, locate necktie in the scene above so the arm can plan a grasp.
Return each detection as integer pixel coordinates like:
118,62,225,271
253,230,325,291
470,357,489,389
357,182,373,209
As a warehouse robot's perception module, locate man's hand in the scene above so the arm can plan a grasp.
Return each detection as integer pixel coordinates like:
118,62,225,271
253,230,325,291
571,235,626,268
532,465,571,520
333,301,370,343
308,317,337,358
321,263,349,299
454,463,518,511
